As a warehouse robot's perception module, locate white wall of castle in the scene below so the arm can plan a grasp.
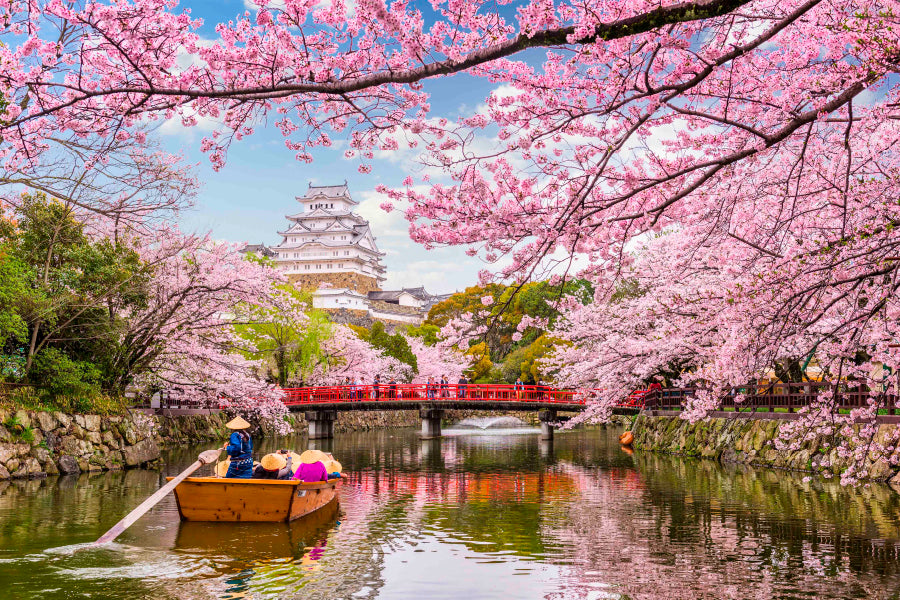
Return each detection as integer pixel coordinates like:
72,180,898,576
312,289,369,310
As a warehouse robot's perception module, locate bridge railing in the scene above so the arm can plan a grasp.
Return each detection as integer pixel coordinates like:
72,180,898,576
281,383,586,406
642,383,900,414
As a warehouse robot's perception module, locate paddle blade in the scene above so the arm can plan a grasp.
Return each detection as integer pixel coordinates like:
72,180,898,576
199,449,222,465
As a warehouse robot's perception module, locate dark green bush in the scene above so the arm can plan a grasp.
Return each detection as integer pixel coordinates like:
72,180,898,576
29,348,101,400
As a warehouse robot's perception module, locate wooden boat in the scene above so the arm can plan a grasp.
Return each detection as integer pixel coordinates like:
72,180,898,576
166,476,341,522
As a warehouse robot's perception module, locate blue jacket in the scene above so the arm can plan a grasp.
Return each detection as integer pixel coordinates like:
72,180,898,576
226,431,252,461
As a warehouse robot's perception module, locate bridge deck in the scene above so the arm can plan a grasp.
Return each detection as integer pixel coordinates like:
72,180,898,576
285,399,586,412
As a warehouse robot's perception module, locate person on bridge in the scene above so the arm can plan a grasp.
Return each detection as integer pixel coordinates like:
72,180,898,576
427,376,436,400
388,377,397,399
440,375,450,398
351,377,360,401
373,375,381,400
222,416,253,479
515,378,525,400
457,375,468,399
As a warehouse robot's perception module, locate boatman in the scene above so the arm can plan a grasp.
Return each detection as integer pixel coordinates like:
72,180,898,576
222,416,253,478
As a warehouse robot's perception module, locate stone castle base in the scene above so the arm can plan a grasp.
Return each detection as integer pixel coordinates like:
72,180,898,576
324,308,416,331
288,272,381,294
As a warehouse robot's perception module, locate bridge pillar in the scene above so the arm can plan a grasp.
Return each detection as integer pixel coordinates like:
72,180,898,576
420,408,444,439
538,409,557,441
305,410,337,440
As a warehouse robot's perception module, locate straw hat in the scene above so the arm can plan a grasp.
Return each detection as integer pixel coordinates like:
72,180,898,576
225,416,251,430
324,459,343,474
260,453,287,471
299,449,329,465
215,459,231,478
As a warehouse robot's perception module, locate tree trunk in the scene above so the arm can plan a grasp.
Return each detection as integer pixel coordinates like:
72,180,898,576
276,350,287,388
24,220,63,374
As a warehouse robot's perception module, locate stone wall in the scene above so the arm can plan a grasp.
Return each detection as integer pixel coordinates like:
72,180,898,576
631,413,900,482
288,272,381,293
0,408,164,479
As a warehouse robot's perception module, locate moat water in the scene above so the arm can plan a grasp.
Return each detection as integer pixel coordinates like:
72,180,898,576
0,427,899,599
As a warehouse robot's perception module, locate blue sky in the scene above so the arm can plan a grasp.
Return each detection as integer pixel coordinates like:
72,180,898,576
162,0,509,294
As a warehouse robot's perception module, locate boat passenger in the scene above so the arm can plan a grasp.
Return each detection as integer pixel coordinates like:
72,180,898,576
324,458,343,479
253,451,294,480
222,416,253,479
293,450,329,483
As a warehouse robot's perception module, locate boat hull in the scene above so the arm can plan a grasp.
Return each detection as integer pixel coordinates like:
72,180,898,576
167,476,340,522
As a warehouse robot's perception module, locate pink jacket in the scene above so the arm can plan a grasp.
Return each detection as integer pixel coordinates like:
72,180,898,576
292,460,328,482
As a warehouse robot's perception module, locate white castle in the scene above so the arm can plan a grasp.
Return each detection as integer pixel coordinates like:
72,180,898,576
243,183,448,325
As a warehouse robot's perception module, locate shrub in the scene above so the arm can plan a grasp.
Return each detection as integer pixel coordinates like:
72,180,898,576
29,348,101,400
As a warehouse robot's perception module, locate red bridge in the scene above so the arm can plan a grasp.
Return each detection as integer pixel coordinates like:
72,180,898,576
280,383,615,441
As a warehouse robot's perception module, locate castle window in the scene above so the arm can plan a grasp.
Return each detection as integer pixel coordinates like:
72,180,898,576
327,264,332,269
345,251,350,255
316,265,321,269
305,265,310,270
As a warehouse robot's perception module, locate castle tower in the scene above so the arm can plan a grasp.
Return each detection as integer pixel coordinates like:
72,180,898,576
272,183,386,294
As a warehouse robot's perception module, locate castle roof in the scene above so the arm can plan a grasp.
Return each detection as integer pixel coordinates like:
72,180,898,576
297,182,357,204
239,243,276,258
275,222,384,255
367,287,451,310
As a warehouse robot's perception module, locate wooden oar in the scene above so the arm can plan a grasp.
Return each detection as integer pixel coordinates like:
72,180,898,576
94,448,223,545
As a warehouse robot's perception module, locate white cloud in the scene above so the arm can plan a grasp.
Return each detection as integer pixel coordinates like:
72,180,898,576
355,188,411,238
243,0,356,16
159,106,223,139
382,258,467,292
243,0,288,9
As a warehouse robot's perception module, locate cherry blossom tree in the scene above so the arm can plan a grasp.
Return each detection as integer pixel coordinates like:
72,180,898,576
405,334,469,383
306,324,412,384
5,0,896,356
543,226,900,482
118,224,291,431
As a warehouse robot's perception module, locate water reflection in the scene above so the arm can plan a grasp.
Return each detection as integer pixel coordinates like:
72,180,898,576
0,428,898,599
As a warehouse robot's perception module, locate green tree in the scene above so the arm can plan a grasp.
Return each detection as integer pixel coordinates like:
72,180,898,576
425,279,592,381
2,194,150,398
0,214,31,377
355,321,418,374
234,284,333,387
405,323,440,346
